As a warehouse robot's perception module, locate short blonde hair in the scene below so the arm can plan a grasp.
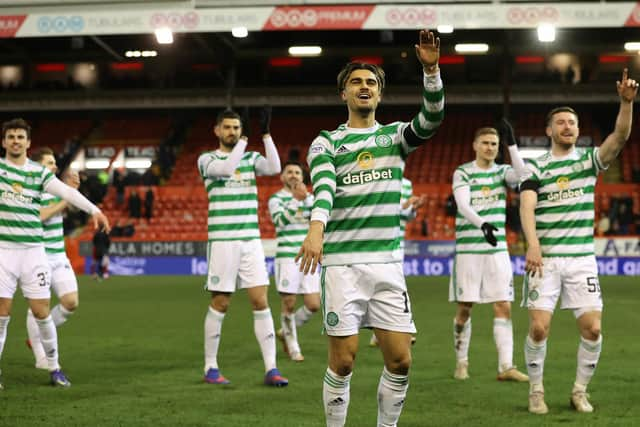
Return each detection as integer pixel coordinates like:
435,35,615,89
474,127,498,140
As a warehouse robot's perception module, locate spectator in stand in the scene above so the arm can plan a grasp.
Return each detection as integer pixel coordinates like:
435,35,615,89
141,164,160,186
596,211,611,236
113,168,126,206
111,219,136,238
158,144,175,179
85,173,104,204
124,170,141,186
128,189,142,218
617,202,633,235
445,193,457,217
632,166,640,183
421,217,429,237
609,218,620,235
96,170,109,202
123,220,135,237
92,229,111,281
110,219,124,237
144,187,154,220
78,170,90,198
608,194,631,228
97,170,109,186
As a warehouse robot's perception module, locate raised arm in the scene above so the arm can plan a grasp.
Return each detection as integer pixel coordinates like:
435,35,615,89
254,136,281,176
402,30,445,150
499,118,530,187
198,139,248,178
254,106,282,176
597,68,638,167
41,170,79,221
44,177,110,232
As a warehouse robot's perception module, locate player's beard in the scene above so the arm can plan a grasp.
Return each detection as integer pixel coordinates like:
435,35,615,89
285,178,300,191
219,135,239,150
554,134,577,148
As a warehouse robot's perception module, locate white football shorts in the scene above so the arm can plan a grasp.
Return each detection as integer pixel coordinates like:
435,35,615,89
449,252,514,303
322,263,416,336
275,259,320,294
0,246,51,300
205,239,269,292
48,253,78,298
521,255,603,312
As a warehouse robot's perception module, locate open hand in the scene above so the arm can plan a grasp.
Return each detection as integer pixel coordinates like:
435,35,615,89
415,30,440,74
295,222,324,275
92,211,111,234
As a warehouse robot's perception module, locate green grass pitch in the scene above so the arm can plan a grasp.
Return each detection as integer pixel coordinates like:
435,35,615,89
0,275,638,426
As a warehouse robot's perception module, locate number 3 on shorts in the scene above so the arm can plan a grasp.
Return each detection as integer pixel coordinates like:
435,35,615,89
37,271,50,287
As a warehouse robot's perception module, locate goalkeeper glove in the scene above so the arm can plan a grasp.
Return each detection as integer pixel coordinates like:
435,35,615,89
481,222,498,246
259,105,272,135
498,117,517,146
240,107,250,138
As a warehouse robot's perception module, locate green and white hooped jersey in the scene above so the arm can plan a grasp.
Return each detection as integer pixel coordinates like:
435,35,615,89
308,73,444,266
268,189,314,260
525,147,604,257
41,192,66,254
197,150,263,241
0,157,54,248
452,162,511,254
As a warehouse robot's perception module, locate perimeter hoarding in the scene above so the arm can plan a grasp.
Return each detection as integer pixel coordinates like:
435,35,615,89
84,255,640,276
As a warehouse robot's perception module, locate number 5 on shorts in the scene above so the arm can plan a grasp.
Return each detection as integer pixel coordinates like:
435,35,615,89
586,277,600,293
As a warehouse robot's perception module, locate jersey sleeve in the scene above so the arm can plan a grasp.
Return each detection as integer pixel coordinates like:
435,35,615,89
307,133,336,226
196,152,225,179
197,139,248,178
399,71,445,156
503,165,522,189
519,159,540,193
40,167,55,189
452,168,469,192
254,136,281,176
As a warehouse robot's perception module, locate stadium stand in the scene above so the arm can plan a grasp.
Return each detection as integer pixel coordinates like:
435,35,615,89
63,107,639,244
